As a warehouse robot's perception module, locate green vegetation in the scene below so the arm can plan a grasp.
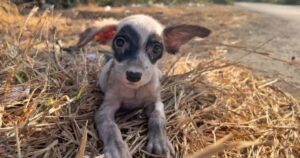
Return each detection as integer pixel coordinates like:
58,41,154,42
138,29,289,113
212,0,235,4
237,0,299,4
11,0,300,7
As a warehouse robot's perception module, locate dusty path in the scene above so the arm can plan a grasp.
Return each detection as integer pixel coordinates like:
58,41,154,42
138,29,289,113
227,2,300,98
236,2,300,21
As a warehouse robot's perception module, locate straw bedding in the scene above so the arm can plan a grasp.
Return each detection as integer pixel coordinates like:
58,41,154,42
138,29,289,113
0,2,299,158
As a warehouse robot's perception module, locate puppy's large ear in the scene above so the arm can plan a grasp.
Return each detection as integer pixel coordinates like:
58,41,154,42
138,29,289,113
77,25,117,48
163,25,211,54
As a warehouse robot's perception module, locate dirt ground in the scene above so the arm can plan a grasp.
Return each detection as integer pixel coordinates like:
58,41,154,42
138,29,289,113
232,2,300,98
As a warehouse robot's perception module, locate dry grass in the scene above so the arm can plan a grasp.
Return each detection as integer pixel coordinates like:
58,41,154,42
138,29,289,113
0,2,299,158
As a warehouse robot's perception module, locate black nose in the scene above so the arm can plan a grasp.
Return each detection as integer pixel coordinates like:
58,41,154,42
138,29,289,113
126,71,142,82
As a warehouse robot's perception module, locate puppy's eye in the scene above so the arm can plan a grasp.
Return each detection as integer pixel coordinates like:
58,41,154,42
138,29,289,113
152,43,162,55
115,37,126,47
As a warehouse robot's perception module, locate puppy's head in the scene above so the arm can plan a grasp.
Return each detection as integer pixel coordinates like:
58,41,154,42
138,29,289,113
78,14,211,88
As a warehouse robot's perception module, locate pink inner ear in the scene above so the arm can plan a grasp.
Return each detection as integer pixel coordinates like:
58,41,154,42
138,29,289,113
163,25,211,54
95,25,117,44
164,32,192,54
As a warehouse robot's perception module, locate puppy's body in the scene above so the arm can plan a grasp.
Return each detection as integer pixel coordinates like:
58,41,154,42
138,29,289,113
99,58,162,110
77,14,210,158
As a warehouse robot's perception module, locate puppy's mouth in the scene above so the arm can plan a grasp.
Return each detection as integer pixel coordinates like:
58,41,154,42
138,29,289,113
124,82,142,89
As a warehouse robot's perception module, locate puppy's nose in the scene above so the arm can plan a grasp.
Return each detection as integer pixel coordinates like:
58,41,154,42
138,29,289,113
126,71,142,82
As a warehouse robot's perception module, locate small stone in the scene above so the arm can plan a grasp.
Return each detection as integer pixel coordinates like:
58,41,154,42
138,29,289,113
104,6,111,12
87,53,97,61
291,56,296,61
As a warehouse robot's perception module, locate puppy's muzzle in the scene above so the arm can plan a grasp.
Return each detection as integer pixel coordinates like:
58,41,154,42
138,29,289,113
126,71,142,82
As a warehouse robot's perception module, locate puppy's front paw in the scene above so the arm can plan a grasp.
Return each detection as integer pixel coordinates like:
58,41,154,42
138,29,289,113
146,135,175,158
104,139,132,158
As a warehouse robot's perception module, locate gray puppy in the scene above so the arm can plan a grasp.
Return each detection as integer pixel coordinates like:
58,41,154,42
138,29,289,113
77,14,210,158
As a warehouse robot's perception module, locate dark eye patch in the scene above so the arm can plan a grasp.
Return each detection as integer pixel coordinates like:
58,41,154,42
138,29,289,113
112,25,140,62
146,34,163,64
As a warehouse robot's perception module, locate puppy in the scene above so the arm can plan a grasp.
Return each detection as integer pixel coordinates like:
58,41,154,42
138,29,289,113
77,14,210,158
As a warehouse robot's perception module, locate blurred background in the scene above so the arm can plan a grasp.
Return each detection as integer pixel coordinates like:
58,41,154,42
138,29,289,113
1,0,300,157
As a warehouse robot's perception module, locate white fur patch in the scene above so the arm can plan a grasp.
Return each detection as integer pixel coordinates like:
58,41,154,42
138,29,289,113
117,14,164,45
155,101,165,118
98,59,113,92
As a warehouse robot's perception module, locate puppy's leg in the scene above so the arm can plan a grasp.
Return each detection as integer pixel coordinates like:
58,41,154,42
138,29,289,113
95,101,131,158
146,101,175,157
